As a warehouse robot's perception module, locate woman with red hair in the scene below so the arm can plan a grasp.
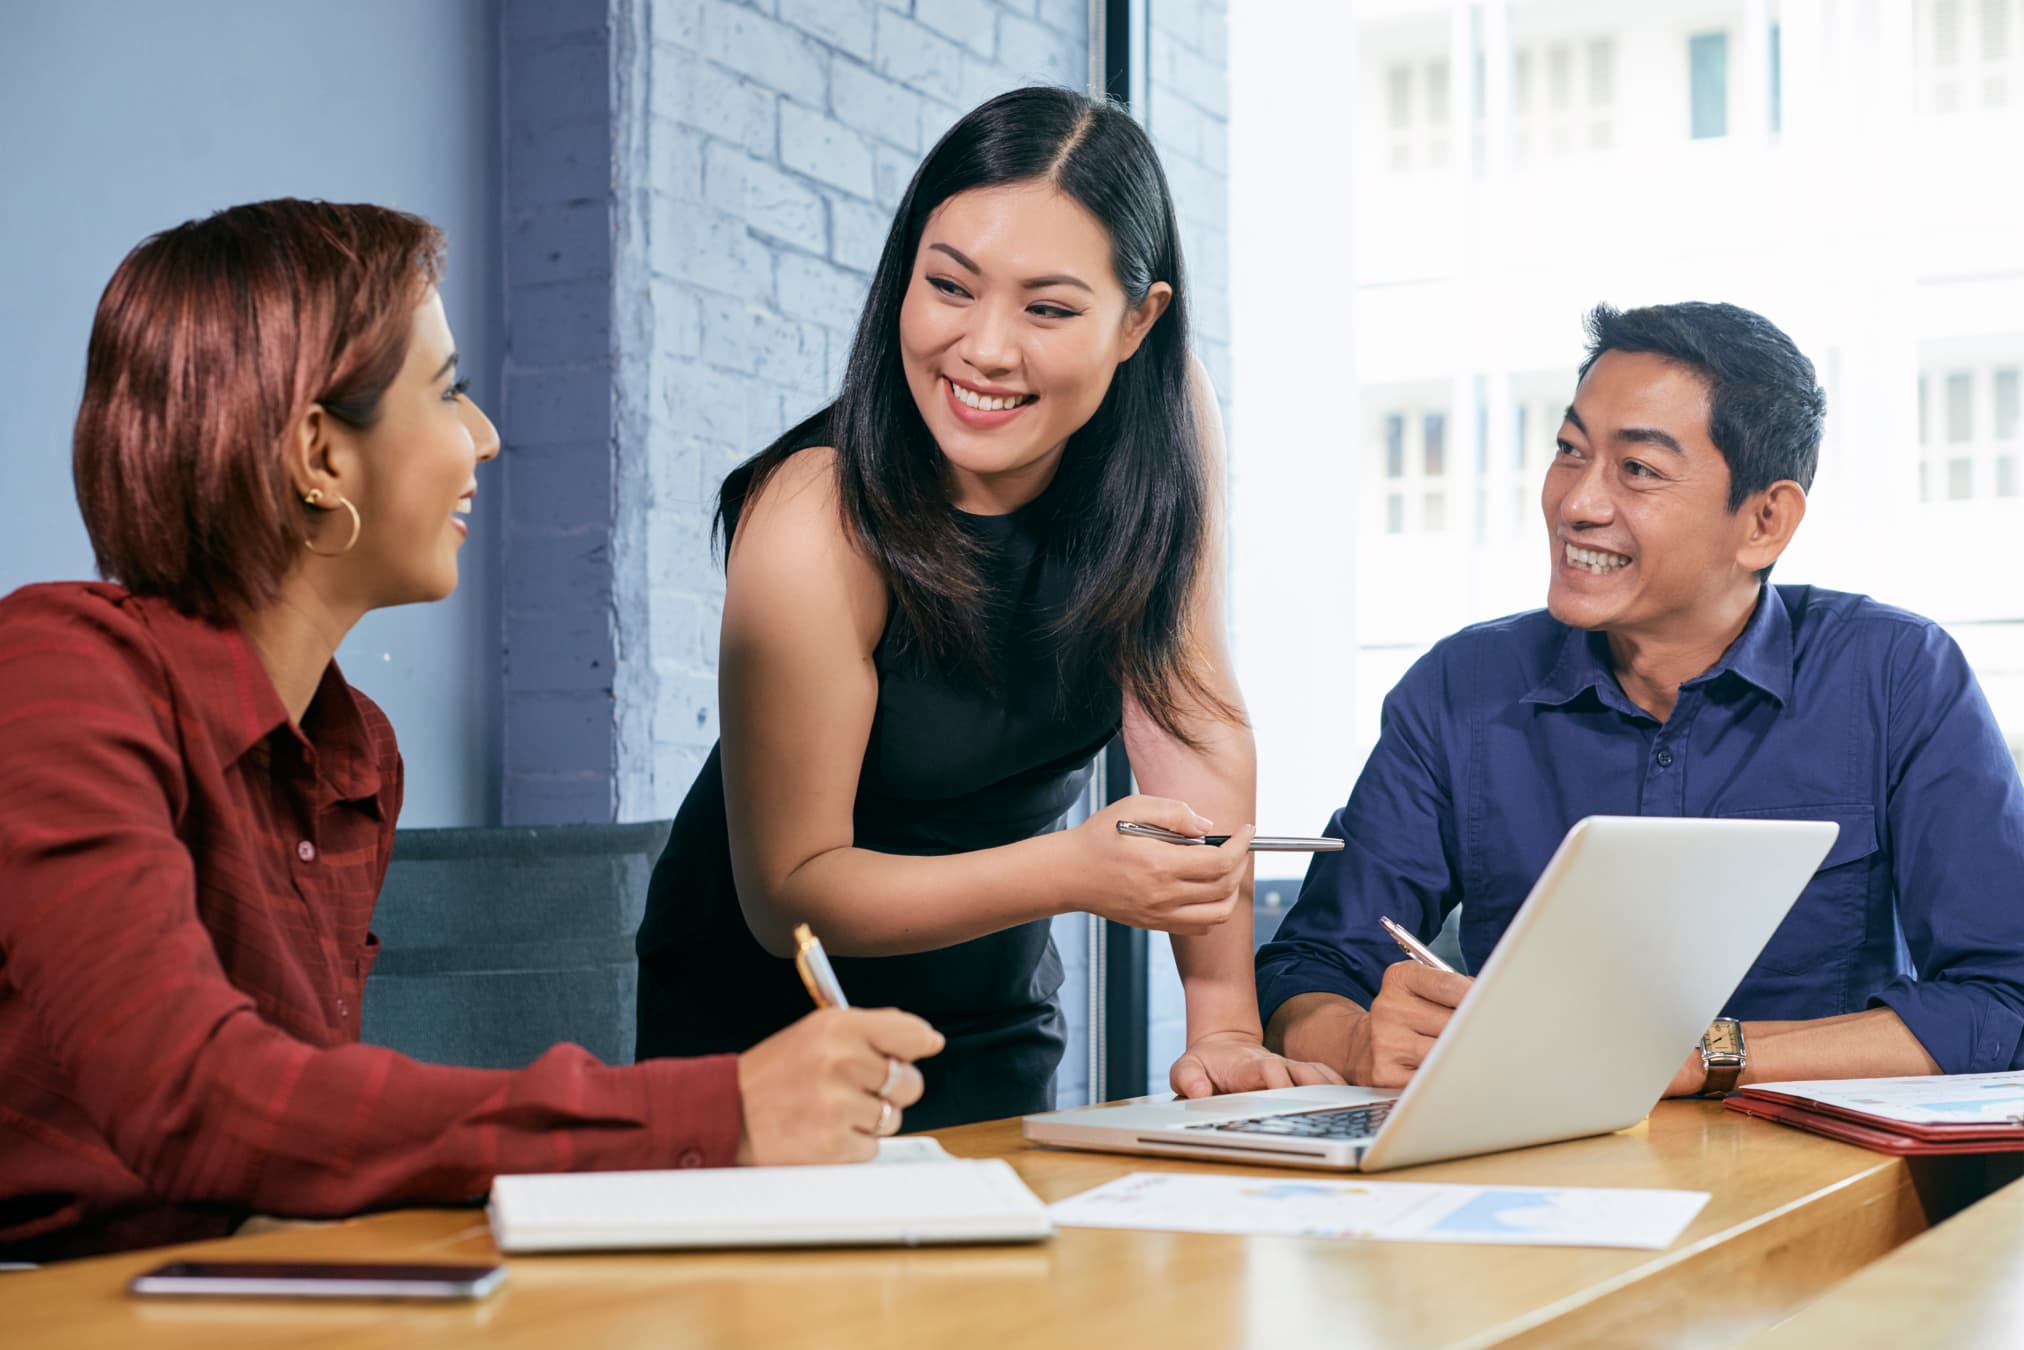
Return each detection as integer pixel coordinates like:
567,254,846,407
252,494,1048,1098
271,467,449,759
0,199,939,1261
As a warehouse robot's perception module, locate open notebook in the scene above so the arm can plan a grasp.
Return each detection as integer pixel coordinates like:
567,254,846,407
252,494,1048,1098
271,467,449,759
487,1140,1052,1252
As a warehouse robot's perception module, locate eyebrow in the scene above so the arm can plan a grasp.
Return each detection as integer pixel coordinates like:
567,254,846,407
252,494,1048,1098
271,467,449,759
433,352,460,381
926,242,1093,294
1562,405,1686,456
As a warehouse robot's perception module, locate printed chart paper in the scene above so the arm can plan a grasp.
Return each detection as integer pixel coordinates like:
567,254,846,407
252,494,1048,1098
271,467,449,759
1049,1173,1709,1250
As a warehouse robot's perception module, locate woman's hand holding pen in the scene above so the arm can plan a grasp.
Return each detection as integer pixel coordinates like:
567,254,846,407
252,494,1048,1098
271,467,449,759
734,1008,943,1164
1066,796,1256,937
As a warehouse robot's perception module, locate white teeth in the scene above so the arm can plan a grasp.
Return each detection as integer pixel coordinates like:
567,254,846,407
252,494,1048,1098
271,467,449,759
948,380,1030,413
1565,542,1630,575
454,500,472,515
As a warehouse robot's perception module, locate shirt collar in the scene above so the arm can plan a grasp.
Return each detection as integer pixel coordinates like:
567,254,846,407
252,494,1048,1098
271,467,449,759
135,596,383,805
1521,586,1793,715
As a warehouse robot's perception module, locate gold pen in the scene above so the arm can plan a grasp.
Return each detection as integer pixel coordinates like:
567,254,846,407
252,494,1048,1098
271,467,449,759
1379,914,1457,974
793,923,852,1010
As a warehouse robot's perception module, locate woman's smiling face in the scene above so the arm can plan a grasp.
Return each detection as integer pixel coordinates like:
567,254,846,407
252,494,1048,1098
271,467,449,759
897,179,1169,514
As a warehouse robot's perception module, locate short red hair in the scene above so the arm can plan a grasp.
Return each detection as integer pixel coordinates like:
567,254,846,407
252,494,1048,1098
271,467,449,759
73,199,445,619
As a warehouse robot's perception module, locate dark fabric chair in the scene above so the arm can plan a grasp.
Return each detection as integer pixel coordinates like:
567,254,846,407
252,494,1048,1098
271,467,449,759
360,821,672,1069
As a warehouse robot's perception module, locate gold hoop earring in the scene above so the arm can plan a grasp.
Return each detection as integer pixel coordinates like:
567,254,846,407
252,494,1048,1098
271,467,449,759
302,488,362,557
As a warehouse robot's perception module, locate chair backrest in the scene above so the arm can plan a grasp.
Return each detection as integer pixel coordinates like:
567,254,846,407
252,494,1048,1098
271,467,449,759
360,820,672,1069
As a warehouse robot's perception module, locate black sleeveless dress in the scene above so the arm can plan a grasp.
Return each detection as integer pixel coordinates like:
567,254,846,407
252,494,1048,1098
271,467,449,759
634,471,1123,1129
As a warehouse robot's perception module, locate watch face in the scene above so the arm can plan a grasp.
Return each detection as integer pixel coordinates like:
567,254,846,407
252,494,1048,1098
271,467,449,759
1704,1020,1744,1057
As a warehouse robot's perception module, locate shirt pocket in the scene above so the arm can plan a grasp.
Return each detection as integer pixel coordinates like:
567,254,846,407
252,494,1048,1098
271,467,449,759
1719,802,1879,977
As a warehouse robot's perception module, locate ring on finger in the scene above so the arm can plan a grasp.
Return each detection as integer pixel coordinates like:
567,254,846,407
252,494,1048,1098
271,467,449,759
877,1098,896,1135
878,1055,903,1099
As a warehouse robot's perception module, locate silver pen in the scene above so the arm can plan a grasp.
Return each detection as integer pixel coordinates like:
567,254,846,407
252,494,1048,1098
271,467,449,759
1379,914,1456,973
1116,821,1345,852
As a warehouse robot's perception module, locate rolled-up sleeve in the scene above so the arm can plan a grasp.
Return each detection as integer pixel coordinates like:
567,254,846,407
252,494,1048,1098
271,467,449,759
1867,620,2024,1073
1256,647,1461,1028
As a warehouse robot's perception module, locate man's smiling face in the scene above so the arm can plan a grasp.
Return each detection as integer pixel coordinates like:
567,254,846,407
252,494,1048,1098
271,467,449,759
1541,349,1762,639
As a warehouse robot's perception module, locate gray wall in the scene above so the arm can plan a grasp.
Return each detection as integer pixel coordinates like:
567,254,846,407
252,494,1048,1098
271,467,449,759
0,0,504,827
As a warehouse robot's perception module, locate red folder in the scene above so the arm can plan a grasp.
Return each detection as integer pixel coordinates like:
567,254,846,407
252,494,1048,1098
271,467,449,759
1725,1090,2024,1155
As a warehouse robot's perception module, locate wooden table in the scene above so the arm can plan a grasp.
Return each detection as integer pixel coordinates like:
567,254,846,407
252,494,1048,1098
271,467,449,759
1748,1169,2024,1348
2,1101,2004,1350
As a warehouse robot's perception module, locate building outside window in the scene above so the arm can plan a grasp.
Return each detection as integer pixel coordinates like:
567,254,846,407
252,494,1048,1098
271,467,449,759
1206,0,2024,881
1690,30,1730,138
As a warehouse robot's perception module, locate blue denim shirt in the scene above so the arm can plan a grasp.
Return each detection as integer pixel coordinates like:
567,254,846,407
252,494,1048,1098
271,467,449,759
1256,585,2024,1075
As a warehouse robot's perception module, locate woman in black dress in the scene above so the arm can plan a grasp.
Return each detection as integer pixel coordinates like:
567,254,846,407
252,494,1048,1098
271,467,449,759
635,87,1339,1128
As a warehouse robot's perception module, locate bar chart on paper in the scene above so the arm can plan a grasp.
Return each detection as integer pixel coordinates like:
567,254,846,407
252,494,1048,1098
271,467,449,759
1048,1173,1709,1250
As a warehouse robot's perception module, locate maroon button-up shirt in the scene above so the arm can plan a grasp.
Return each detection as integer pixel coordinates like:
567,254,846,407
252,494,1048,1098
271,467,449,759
0,584,741,1260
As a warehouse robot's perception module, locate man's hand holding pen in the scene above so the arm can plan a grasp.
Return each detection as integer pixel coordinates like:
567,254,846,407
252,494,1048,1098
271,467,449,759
1351,961,1476,1090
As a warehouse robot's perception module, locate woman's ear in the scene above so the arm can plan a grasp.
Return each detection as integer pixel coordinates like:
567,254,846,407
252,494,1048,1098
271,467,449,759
284,404,338,503
1117,281,1174,362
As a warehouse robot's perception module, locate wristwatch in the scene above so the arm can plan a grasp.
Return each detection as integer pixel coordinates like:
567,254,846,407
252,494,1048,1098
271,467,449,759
1699,1017,1746,1096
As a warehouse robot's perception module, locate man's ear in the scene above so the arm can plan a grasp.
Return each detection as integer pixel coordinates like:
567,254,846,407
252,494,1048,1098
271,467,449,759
1116,281,1174,362
1737,480,1807,574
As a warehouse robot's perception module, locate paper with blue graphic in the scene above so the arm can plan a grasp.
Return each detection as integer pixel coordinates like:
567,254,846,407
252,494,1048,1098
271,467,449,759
1747,1071,2024,1126
1048,1173,1708,1249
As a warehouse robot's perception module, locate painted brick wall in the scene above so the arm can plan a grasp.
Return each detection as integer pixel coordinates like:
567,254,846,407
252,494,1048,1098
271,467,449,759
496,0,1231,1104
626,0,1091,821
636,0,1096,1105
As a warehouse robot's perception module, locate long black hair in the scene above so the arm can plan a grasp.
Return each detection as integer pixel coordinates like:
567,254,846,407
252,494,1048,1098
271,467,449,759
718,85,1232,743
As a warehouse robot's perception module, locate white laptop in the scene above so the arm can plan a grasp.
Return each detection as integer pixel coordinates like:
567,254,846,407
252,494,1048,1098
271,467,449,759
1024,815,1837,1172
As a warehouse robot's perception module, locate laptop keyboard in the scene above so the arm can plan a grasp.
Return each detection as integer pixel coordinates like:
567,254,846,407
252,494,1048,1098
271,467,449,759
1188,1100,1397,1140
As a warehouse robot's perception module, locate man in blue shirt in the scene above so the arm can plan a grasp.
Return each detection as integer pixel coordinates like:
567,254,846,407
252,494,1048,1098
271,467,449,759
1259,301,2024,1094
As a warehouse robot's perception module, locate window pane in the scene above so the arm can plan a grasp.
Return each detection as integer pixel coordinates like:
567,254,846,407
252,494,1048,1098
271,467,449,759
1424,491,1447,531
1514,403,1530,469
1949,457,1974,499
1919,373,1930,444
1385,414,1406,477
1587,39,1614,107
1426,60,1449,125
1934,0,1961,65
1995,368,2020,441
1690,32,1730,139
1387,65,1413,128
1948,371,1974,441
1999,456,2020,498
1769,24,1783,133
1424,412,1447,476
1548,45,1572,110
1386,493,1405,534
1514,50,1534,114
1987,0,2011,60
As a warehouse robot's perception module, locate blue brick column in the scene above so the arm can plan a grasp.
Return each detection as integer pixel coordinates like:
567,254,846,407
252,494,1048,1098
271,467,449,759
500,0,623,824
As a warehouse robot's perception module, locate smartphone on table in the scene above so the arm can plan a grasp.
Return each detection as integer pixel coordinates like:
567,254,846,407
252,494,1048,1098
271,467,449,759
128,1259,506,1301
